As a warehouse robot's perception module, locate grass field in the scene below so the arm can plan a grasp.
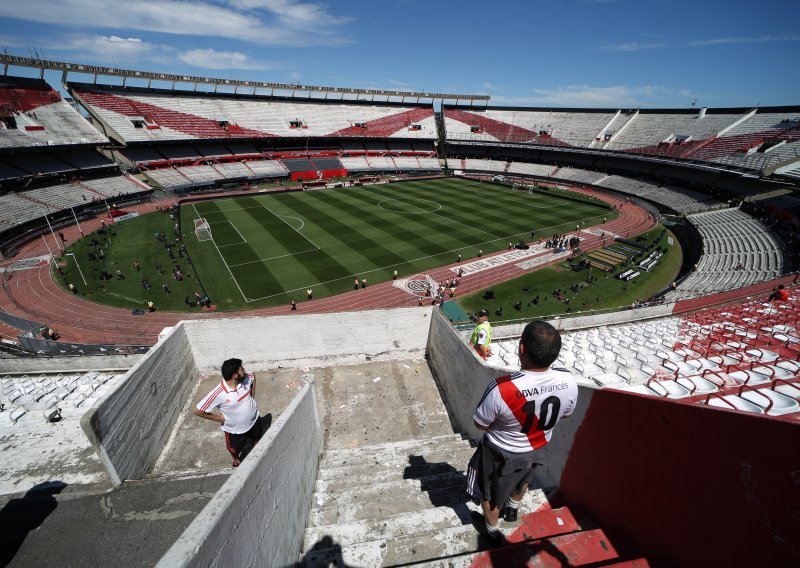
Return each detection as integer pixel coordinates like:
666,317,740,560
179,178,616,310
56,178,616,311
457,225,682,321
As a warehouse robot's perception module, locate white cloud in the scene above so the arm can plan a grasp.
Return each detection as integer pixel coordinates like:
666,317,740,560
491,84,695,108
178,48,277,70
598,34,800,52
596,41,668,52
0,0,352,46
229,0,350,26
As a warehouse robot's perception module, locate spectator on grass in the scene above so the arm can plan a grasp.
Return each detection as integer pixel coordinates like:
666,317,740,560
393,270,398,281
68,283,77,294
307,289,313,301
133,260,140,271
478,249,483,258
361,278,367,289
162,283,171,294
116,269,123,280
147,301,156,313
354,278,360,291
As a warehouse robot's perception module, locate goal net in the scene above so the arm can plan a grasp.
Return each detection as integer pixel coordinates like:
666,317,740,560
194,218,212,242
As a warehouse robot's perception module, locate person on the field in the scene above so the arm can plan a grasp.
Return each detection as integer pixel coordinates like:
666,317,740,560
467,321,578,544
470,309,492,359
193,358,264,468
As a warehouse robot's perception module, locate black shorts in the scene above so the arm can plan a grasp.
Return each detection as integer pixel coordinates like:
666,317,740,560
224,418,264,459
466,437,539,508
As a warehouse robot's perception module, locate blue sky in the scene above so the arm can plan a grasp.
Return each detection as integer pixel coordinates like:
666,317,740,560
0,0,798,108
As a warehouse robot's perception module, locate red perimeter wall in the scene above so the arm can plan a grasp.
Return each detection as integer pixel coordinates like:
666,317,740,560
559,389,800,566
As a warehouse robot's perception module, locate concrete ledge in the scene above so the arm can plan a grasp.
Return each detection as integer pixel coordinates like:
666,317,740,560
81,324,196,484
157,381,322,568
184,307,434,372
426,309,506,441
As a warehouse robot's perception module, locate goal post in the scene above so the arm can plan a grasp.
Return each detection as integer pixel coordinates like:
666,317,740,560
194,218,212,242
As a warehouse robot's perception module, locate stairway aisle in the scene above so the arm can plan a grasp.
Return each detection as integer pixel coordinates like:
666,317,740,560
300,358,647,567
300,434,552,567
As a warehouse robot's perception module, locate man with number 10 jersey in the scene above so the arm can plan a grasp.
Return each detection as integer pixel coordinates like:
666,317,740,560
467,320,578,543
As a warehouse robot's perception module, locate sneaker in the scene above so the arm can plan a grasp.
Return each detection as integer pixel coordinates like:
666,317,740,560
503,505,518,523
470,511,505,548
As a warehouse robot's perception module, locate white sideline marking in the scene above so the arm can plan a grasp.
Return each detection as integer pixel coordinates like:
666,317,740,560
192,203,249,302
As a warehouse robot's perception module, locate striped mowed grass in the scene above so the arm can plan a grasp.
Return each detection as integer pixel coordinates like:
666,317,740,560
182,178,614,310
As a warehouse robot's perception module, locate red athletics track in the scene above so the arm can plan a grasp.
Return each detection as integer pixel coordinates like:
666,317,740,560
0,188,654,346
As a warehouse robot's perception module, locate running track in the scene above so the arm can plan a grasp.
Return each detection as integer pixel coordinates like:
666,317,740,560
0,188,654,346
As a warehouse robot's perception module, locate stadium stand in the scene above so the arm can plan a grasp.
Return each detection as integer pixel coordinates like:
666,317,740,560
443,106,615,146
69,83,437,142
665,208,785,300
488,289,800,419
0,175,149,226
0,76,107,147
607,109,743,153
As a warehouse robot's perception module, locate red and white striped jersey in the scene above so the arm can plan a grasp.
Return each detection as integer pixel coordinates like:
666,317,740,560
473,368,578,453
196,375,259,434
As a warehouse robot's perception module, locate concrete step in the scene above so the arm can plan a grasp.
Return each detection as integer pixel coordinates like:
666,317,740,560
313,470,466,508
309,485,468,526
304,490,550,550
315,450,474,493
316,446,475,481
319,434,468,469
299,522,487,567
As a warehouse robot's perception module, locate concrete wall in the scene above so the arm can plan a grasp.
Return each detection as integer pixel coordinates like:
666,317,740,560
427,309,596,491
426,309,508,440
157,382,322,568
184,307,433,372
80,324,196,485
559,389,800,566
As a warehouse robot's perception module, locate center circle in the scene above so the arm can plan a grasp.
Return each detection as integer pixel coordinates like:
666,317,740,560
377,197,442,214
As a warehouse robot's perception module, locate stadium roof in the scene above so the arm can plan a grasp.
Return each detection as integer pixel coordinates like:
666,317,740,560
0,54,491,104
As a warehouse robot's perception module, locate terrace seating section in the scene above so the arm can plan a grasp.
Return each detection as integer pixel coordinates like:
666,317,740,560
463,158,507,173
0,371,123,425
774,161,800,180
593,175,724,214
0,175,149,226
665,209,784,301
551,167,607,185
688,112,800,169
339,156,372,172
0,76,107,148
443,107,616,146
80,175,150,198
487,290,800,418
606,110,742,154
507,162,557,177
70,83,436,142
712,140,800,172
144,159,288,190
391,156,441,170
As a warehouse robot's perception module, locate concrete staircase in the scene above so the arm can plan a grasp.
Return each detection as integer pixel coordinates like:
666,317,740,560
298,435,645,567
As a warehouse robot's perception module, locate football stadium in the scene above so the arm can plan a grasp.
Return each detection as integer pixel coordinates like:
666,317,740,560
0,4,799,565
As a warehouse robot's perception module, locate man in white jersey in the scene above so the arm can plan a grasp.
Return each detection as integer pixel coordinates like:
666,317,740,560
193,358,263,467
467,320,578,544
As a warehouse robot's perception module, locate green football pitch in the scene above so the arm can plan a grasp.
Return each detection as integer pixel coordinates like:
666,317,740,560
181,178,615,310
